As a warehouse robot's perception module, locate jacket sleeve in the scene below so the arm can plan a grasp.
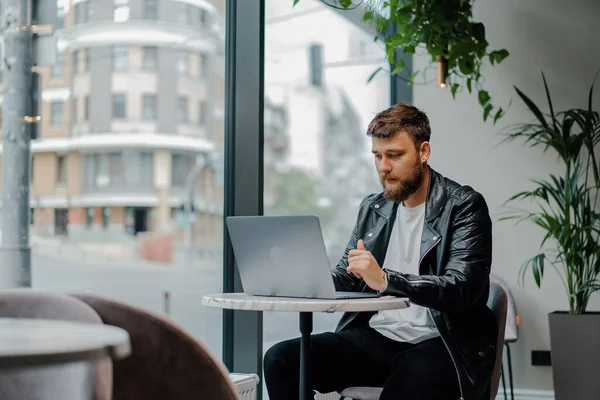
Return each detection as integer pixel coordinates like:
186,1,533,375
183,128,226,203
382,191,492,311
330,198,368,292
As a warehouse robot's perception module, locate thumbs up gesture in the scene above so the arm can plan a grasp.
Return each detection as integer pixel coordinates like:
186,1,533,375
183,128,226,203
347,239,386,291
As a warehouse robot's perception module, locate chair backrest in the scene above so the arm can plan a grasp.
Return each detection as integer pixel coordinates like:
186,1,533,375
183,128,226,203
0,289,112,400
72,292,240,400
486,281,507,399
490,274,519,342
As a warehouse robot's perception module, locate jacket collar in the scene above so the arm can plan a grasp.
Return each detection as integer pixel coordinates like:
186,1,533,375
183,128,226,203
368,165,447,222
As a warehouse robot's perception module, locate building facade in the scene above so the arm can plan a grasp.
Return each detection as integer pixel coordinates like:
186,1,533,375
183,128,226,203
0,0,233,246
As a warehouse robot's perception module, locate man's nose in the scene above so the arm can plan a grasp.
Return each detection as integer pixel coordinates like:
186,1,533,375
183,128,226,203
379,158,392,172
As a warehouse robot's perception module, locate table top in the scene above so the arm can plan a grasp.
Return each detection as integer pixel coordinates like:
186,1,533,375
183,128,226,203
202,293,410,313
0,318,131,369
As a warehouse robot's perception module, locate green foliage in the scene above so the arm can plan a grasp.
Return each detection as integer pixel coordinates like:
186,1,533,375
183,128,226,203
500,73,600,313
267,168,337,226
294,0,509,123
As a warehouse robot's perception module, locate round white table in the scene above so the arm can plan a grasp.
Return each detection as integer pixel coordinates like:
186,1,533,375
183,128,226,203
202,293,410,400
0,318,131,369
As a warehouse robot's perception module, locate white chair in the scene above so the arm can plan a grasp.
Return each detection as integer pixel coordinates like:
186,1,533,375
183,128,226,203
490,274,519,400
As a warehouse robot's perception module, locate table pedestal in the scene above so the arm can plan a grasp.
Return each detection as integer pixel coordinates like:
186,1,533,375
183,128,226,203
299,312,313,400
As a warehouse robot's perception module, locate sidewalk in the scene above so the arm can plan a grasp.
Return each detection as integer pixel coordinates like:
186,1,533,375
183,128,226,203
30,235,222,270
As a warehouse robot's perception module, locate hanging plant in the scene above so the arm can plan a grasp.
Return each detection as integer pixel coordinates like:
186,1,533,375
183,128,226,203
293,0,510,124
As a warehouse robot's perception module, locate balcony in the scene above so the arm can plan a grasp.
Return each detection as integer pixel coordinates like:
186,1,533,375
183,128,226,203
57,19,221,53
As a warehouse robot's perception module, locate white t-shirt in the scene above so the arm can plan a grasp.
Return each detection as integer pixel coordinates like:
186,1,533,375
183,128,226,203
369,201,439,343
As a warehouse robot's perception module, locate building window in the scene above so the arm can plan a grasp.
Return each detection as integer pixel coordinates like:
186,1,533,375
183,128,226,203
199,9,208,27
56,5,65,30
74,3,83,24
112,94,126,119
84,49,90,72
75,1,92,23
84,96,90,121
86,153,126,189
176,51,188,75
200,53,209,78
142,94,156,120
143,0,157,20
72,98,78,122
50,101,64,125
52,51,64,79
57,155,67,183
142,46,157,70
114,5,130,22
86,208,94,228
172,154,195,186
177,96,188,123
112,45,128,71
176,3,189,24
198,100,207,125
72,50,79,74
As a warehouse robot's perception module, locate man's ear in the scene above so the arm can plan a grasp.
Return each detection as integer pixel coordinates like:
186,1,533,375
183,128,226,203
419,141,431,163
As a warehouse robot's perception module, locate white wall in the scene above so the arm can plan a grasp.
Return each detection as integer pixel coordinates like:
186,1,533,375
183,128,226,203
413,0,600,392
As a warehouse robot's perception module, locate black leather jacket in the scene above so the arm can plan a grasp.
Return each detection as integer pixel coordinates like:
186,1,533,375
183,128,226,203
332,166,497,400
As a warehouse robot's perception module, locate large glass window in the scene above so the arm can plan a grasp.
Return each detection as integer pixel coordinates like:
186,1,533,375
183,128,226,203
262,0,390,391
29,0,226,362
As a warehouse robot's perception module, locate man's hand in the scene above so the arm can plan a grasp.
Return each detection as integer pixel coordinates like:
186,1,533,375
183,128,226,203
347,239,386,292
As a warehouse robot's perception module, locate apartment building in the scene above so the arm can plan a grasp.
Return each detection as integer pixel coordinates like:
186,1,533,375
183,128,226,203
0,0,230,245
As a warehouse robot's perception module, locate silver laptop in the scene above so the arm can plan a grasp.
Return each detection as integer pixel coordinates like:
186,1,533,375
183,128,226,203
226,215,381,300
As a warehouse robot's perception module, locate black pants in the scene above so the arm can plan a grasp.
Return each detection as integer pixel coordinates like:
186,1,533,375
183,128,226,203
264,326,461,400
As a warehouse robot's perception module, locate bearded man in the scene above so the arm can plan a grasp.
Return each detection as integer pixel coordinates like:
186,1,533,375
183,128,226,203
264,103,497,400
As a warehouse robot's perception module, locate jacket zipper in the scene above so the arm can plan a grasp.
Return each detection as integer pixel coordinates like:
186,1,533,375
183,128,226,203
419,237,465,400
428,308,465,400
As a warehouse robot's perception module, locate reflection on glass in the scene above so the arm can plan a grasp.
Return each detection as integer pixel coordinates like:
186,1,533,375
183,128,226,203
263,0,389,396
16,0,227,358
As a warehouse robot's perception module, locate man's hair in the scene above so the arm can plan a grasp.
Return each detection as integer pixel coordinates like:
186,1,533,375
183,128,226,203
366,103,431,145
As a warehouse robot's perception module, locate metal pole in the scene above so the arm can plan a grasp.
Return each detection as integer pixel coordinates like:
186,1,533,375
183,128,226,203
0,0,34,288
183,154,205,250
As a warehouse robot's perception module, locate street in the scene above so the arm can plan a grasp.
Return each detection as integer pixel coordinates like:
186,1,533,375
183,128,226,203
31,251,342,361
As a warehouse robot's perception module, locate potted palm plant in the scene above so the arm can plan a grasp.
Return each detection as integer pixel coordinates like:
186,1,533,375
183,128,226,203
501,74,600,400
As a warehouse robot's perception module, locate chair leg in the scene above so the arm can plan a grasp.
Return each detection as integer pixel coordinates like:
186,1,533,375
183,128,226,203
505,343,515,400
501,362,508,400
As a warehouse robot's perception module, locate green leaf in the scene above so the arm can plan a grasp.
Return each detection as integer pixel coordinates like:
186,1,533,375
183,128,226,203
339,0,353,8
367,67,383,83
489,49,509,64
376,17,389,33
362,11,374,22
451,83,460,99
293,0,301,6
513,86,549,130
458,58,474,75
472,22,486,43
407,71,419,87
483,104,493,121
493,108,504,124
404,45,415,56
391,59,406,75
478,90,491,106
397,7,411,25
466,78,472,93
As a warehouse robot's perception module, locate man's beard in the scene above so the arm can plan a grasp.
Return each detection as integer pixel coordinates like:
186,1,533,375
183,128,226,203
380,160,424,203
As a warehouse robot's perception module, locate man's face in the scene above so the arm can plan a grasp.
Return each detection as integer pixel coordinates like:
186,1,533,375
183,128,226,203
371,132,427,203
